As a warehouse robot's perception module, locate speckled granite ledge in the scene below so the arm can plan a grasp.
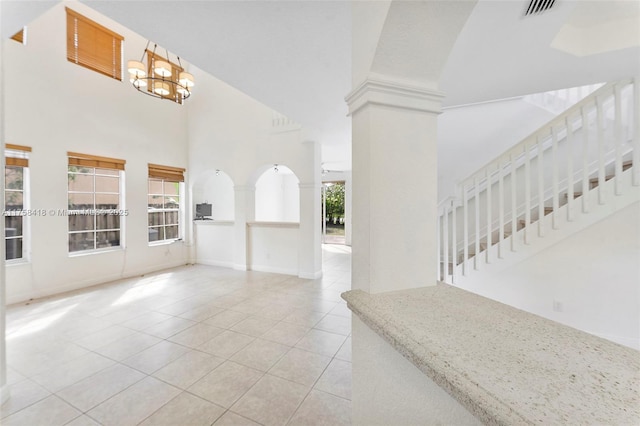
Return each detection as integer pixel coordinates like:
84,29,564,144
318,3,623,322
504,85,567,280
342,284,640,425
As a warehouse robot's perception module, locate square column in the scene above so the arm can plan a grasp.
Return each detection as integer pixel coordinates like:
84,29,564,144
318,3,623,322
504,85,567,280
233,185,255,271
298,182,322,279
346,76,443,294
0,5,8,404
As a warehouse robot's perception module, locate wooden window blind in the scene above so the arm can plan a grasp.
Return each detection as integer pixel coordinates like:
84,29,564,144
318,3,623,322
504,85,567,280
148,164,185,182
146,50,184,103
66,7,124,81
68,152,126,171
10,28,25,44
6,144,31,167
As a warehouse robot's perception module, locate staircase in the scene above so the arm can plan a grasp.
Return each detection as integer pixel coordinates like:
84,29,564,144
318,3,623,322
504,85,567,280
438,78,639,284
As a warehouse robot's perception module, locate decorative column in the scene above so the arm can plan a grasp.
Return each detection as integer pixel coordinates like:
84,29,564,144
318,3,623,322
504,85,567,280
0,4,8,404
298,139,322,279
346,76,443,293
298,182,322,279
233,185,255,271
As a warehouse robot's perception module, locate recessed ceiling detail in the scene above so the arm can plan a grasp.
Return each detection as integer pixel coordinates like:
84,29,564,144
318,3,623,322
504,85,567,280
524,0,556,16
551,1,640,57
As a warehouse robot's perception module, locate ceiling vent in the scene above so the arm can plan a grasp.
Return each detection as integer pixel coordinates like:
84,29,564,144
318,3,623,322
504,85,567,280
524,0,556,16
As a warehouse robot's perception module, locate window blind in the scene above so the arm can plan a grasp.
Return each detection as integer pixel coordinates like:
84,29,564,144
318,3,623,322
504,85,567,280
6,144,31,167
10,28,25,44
66,7,124,81
148,164,185,182
68,152,126,171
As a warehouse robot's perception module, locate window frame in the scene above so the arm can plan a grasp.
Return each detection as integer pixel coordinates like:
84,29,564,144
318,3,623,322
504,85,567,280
5,144,31,263
147,164,185,245
148,178,183,245
67,152,126,255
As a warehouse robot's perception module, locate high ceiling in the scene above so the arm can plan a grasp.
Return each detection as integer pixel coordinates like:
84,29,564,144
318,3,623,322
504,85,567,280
3,1,639,171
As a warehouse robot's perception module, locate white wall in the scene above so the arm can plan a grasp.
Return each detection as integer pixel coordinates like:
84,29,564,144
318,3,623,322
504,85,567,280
438,98,555,201
194,221,234,268
454,201,640,349
248,223,299,275
255,168,300,222
4,3,190,304
352,317,481,425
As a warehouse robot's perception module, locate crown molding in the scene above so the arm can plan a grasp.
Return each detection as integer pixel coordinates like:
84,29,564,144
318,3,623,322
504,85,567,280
345,74,445,115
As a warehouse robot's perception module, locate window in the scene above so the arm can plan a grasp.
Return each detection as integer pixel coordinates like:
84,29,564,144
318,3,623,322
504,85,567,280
5,144,30,261
68,152,125,253
148,164,185,243
66,7,124,80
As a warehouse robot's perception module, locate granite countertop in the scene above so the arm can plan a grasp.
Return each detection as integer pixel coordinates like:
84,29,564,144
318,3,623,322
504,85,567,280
342,284,640,425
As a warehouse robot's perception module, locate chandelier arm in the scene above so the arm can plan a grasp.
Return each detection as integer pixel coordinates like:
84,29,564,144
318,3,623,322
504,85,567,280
139,40,151,62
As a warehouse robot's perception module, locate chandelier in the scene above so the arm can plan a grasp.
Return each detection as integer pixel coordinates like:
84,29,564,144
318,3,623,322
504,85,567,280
127,41,194,103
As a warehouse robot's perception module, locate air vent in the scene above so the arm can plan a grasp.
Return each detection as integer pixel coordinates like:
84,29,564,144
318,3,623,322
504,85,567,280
525,0,556,16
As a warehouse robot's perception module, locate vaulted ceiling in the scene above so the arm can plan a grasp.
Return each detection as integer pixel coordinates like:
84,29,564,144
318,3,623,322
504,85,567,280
3,1,639,170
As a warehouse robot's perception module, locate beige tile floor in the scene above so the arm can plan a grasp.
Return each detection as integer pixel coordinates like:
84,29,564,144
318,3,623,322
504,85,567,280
2,244,352,426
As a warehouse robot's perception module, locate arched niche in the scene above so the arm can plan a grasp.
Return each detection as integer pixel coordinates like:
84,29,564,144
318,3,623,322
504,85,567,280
254,164,300,222
192,169,234,220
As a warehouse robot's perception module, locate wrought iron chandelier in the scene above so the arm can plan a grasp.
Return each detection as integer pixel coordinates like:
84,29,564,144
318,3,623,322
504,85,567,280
127,41,194,103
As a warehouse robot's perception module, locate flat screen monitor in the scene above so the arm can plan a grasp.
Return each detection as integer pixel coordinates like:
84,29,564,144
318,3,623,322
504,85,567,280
196,203,212,218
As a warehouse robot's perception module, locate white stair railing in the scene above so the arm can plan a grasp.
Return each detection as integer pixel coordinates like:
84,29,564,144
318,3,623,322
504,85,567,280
438,78,638,283
523,83,604,115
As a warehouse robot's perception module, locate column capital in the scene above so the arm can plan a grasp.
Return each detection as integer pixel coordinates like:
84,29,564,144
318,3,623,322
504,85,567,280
345,73,445,116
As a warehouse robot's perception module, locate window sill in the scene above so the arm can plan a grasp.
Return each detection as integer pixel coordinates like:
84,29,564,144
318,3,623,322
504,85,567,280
6,259,30,266
148,239,182,247
69,246,124,258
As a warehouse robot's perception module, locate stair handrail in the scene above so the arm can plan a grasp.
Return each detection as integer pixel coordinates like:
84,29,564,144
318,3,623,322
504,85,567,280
454,145,635,249
458,79,632,190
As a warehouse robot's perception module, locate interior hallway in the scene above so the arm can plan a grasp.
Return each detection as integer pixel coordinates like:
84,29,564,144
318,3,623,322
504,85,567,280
1,245,352,426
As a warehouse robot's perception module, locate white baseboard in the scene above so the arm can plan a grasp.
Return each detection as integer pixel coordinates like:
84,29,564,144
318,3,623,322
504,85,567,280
195,259,235,269
590,331,640,350
299,270,323,279
249,264,298,276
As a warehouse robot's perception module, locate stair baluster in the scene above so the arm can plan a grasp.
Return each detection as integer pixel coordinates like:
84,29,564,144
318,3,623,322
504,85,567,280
566,115,575,221
614,83,623,195
524,142,532,244
632,77,639,186
537,134,545,237
498,159,505,258
581,106,590,213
